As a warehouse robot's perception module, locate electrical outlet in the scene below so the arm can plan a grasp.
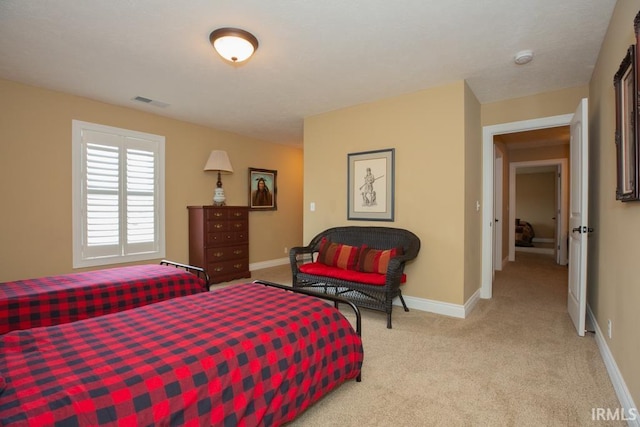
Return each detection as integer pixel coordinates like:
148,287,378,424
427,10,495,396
607,319,612,339
284,247,288,254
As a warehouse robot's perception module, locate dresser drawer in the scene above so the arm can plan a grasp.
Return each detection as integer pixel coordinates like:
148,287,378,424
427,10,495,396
234,230,248,243
205,208,247,220
205,219,247,233
229,220,247,232
205,220,228,232
205,209,226,220
206,245,248,262
227,208,248,221
207,231,232,245
207,260,249,276
206,231,248,246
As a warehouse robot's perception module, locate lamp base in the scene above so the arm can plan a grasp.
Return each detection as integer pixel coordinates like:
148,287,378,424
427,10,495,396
213,187,226,206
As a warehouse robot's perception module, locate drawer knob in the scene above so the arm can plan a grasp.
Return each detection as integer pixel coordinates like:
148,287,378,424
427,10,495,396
214,212,223,217
213,252,224,258
234,264,243,269
233,212,242,217
233,250,243,255
214,267,224,272
214,223,223,229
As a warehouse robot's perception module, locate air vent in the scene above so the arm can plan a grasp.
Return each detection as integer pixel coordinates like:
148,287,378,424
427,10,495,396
131,96,170,108
133,96,152,103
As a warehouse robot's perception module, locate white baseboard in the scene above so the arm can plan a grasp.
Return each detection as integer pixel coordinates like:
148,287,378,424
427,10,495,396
464,289,481,316
587,305,639,426
396,289,480,319
256,258,481,320
250,257,289,271
532,237,554,243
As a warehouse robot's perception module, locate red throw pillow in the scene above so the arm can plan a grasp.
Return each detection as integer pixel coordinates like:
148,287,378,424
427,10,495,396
357,246,404,274
317,237,359,270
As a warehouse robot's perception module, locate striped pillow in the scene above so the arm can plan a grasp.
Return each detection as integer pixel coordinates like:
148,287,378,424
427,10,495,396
317,238,360,270
357,246,403,274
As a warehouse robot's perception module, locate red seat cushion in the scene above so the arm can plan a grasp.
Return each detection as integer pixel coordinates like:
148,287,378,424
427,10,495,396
299,262,406,286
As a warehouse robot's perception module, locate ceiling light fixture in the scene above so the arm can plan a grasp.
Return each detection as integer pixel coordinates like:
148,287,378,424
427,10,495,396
514,50,534,65
209,27,259,63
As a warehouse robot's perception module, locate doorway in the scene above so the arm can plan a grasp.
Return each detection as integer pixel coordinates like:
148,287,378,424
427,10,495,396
508,159,568,265
481,114,573,299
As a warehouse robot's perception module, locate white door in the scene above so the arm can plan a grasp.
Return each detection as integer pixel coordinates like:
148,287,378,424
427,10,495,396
493,150,503,271
567,98,589,336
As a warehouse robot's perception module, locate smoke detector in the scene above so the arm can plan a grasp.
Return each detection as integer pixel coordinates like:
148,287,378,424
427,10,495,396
514,50,534,65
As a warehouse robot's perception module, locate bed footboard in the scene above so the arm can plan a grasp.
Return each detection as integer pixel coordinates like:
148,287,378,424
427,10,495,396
160,259,210,286
254,279,361,336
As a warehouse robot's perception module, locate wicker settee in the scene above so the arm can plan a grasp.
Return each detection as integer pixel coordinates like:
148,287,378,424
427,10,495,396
289,226,420,328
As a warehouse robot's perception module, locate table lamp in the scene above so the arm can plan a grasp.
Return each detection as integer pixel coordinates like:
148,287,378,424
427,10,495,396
204,150,233,206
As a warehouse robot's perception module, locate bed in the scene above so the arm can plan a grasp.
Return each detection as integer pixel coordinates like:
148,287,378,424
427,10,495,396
0,260,209,334
515,219,535,247
0,281,363,426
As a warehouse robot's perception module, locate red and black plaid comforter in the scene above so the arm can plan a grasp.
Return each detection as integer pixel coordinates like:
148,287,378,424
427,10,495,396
0,283,363,426
0,264,208,334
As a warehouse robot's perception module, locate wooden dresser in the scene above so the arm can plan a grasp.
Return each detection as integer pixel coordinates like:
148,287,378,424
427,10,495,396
187,206,251,284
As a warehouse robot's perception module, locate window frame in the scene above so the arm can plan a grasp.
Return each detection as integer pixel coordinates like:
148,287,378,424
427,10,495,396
72,120,165,268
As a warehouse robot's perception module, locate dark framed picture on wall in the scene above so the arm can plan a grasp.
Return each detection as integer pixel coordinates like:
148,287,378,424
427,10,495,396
347,148,395,221
249,168,277,210
614,43,639,202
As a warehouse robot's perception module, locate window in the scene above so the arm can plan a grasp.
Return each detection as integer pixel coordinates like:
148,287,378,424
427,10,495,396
72,120,165,268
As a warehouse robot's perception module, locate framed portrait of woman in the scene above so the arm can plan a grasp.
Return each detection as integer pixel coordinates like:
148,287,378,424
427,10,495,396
249,168,277,210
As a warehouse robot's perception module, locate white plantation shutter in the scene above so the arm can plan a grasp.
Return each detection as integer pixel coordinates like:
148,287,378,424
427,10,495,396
125,144,156,250
73,121,165,268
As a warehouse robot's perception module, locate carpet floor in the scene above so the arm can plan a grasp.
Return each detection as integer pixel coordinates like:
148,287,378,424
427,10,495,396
222,252,623,426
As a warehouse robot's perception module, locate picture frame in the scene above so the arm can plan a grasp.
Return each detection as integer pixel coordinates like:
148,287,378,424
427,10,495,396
248,168,277,210
614,44,639,201
347,148,395,221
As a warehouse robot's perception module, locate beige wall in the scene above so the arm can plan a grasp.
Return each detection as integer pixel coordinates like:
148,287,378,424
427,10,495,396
508,144,570,163
463,82,483,301
304,81,479,305
588,0,640,405
482,86,589,126
0,79,303,282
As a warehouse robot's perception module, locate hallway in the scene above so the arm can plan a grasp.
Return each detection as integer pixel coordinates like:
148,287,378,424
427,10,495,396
494,251,568,316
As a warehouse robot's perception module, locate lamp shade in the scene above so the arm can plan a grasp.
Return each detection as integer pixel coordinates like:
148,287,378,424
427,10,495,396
210,28,259,63
204,150,233,172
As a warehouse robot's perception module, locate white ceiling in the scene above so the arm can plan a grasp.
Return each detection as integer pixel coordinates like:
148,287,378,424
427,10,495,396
0,1,616,146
